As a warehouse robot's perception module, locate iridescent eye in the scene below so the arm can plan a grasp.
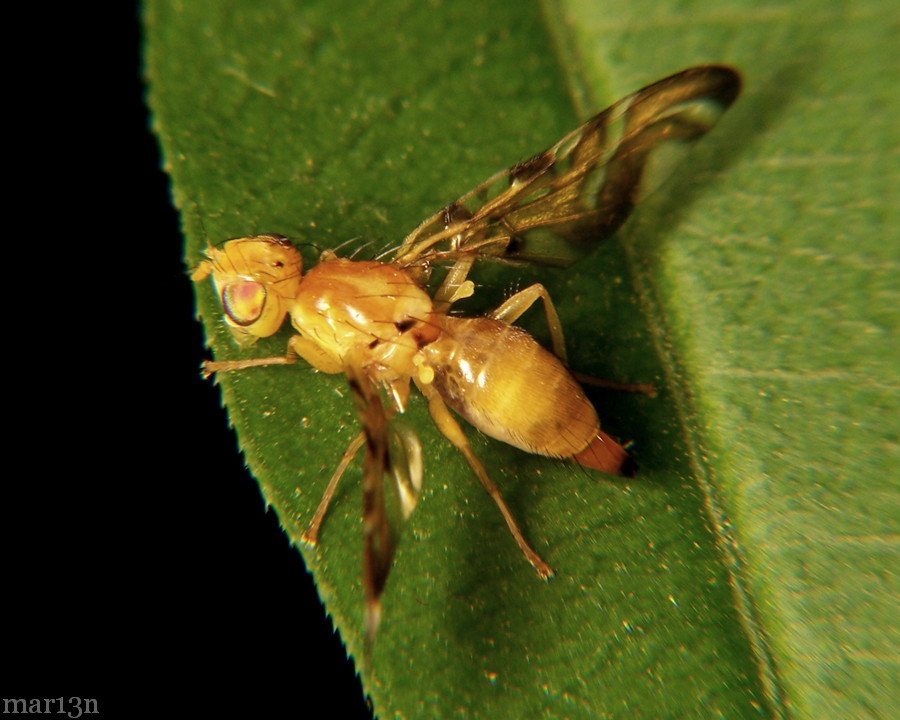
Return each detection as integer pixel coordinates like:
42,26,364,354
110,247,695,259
222,280,267,326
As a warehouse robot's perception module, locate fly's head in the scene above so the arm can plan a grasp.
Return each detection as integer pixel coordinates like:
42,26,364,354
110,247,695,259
192,234,303,346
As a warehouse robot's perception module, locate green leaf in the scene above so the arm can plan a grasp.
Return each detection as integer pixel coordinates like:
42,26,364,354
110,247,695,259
145,0,897,718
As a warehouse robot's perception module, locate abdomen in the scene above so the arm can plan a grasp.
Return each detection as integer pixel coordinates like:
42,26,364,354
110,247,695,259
423,316,632,475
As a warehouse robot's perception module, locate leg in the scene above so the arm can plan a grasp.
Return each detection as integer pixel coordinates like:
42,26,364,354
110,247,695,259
487,284,657,398
571,371,657,397
201,334,343,378
431,256,476,314
201,353,297,379
489,284,567,364
300,431,366,547
415,379,553,578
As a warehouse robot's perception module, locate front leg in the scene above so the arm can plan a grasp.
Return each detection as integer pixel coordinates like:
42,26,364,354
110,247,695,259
201,334,343,378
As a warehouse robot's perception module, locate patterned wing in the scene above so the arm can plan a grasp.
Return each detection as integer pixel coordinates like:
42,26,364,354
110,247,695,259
392,65,741,271
345,365,423,651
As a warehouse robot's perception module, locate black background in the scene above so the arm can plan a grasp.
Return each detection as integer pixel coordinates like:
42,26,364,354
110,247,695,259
3,5,370,715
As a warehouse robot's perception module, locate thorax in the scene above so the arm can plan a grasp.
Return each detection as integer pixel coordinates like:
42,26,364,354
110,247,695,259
290,256,439,381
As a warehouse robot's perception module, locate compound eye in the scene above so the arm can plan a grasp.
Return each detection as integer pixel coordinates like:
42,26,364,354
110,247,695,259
222,280,267,326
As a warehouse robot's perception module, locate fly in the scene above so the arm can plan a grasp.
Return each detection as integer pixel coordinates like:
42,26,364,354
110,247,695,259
192,65,741,648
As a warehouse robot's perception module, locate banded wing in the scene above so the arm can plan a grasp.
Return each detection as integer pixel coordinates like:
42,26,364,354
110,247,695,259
392,65,741,271
345,365,423,651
